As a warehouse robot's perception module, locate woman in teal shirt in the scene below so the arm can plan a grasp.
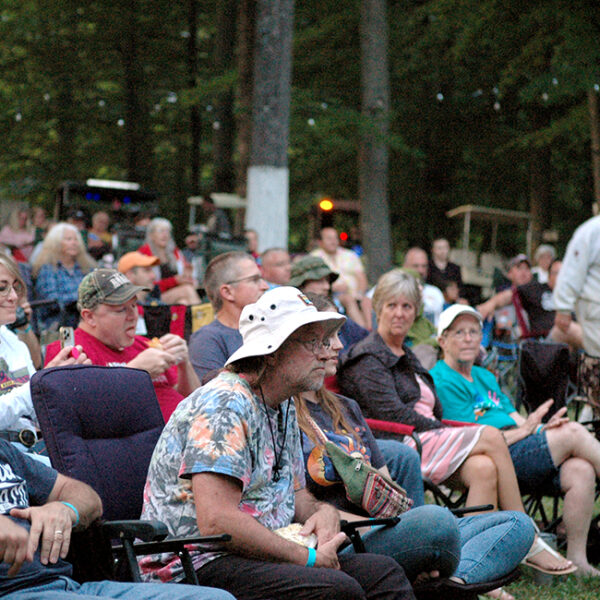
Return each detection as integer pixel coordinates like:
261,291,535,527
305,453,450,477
431,304,600,576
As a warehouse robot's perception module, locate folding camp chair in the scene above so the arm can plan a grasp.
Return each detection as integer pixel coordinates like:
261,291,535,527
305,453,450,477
30,364,229,583
143,302,214,341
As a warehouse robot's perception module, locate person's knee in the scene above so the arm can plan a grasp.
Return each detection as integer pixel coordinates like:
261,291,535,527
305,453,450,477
317,569,367,600
481,425,505,449
463,454,497,485
561,457,596,493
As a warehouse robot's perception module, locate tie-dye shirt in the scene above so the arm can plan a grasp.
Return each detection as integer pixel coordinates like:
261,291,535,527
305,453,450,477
140,370,305,582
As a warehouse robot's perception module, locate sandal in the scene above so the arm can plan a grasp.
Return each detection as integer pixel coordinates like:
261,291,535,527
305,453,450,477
522,535,578,575
485,588,515,600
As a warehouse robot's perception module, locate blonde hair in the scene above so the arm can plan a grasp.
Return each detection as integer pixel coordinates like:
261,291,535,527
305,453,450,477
295,389,361,448
372,269,421,317
0,253,26,299
32,222,96,276
8,205,32,233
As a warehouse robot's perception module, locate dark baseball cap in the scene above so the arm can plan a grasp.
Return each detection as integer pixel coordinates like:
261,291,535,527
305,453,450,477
78,268,149,310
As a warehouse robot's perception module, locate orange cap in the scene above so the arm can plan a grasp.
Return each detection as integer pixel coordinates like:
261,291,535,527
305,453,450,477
117,251,159,273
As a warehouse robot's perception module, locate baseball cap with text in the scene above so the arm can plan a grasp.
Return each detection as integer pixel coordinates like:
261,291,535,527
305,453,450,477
78,268,150,310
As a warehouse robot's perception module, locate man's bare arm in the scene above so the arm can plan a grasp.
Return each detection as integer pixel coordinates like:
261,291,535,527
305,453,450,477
192,472,345,569
10,473,102,566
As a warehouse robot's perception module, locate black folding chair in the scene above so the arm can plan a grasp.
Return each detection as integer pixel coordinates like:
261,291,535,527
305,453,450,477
30,364,229,583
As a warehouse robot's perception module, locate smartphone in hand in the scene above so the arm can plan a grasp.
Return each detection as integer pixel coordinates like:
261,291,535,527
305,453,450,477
59,326,80,358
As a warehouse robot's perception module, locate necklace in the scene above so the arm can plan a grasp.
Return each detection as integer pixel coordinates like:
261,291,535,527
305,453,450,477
258,385,290,482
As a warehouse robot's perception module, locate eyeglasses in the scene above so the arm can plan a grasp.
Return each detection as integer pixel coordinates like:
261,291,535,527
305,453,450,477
447,328,482,340
226,274,265,286
290,336,332,355
0,281,24,298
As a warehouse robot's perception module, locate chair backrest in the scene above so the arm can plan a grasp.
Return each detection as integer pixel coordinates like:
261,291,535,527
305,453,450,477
30,365,164,521
517,340,570,419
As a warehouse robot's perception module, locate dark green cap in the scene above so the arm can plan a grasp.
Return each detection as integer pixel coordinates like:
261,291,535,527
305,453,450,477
289,256,339,288
78,268,149,310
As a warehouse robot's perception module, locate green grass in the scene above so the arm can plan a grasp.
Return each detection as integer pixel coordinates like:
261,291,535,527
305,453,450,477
503,569,599,600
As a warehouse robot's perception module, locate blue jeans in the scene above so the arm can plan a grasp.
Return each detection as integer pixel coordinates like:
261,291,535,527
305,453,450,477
340,506,535,584
340,505,460,580
455,511,535,584
7,576,235,600
376,439,425,507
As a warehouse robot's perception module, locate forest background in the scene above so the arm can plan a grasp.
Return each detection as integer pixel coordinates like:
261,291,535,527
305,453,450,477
1,0,599,268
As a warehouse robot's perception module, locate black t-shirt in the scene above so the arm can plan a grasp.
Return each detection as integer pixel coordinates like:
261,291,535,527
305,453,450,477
517,280,555,336
0,441,72,594
427,260,463,291
301,395,385,515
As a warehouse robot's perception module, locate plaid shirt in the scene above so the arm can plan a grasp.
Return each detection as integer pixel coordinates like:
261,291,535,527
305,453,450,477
34,262,86,329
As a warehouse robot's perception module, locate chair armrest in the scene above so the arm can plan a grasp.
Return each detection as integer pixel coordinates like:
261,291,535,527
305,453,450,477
365,419,415,436
441,419,478,427
100,520,168,542
366,419,422,456
451,504,494,517
340,517,400,553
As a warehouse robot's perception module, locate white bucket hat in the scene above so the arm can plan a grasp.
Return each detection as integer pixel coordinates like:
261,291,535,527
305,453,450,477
437,304,483,337
225,286,346,366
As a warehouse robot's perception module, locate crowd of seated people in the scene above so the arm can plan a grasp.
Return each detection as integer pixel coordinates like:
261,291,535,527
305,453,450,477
2,210,600,599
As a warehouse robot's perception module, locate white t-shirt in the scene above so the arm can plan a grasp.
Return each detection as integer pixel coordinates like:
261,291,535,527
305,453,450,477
0,325,37,432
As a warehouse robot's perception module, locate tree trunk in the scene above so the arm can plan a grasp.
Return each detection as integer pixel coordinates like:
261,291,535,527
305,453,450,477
245,0,294,251
359,0,392,283
121,0,152,185
235,0,256,198
213,0,237,193
588,89,600,213
188,0,201,195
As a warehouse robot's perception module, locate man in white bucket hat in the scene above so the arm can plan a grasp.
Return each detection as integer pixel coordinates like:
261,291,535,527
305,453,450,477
141,287,414,600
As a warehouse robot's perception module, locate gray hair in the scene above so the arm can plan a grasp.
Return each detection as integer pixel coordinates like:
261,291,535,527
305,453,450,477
204,251,254,311
145,218,177,271
534,244,556,262
372,269,422,317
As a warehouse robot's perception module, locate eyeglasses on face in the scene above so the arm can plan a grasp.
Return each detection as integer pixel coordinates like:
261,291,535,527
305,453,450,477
447,327,482,340
289,336,332,355
226,274,265,286
0,281,24,298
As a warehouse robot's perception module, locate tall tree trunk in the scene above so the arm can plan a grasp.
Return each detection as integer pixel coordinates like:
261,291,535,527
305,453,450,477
245,0,294,251
188,0,201,195
213,0,237,193
359,0,392,283
588,89,600,213
121,0,152,185
235,0,256,198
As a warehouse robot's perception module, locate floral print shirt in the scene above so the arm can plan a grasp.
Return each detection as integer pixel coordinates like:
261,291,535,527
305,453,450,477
140,370,305,582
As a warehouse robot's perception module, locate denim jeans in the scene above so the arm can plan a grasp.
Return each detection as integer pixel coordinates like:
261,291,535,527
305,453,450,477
7,576,235,600
454,510,535,584
340,504,460,580
376,439,425,507
341,505,535,584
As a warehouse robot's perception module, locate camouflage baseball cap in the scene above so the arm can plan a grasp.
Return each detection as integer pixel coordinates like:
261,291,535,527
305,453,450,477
78,268,150,310
289,256,339,288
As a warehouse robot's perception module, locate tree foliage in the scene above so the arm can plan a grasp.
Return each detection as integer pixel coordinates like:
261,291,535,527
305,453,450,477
0,0,598,256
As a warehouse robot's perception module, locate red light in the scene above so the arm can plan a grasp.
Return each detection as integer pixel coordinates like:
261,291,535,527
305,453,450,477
339,232,348,241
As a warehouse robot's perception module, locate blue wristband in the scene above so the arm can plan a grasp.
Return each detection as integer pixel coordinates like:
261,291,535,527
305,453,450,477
305,547,317,567
535,425,543,435
61,501,80,526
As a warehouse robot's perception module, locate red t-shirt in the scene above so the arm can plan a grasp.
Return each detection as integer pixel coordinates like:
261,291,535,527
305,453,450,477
45,328,183,422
